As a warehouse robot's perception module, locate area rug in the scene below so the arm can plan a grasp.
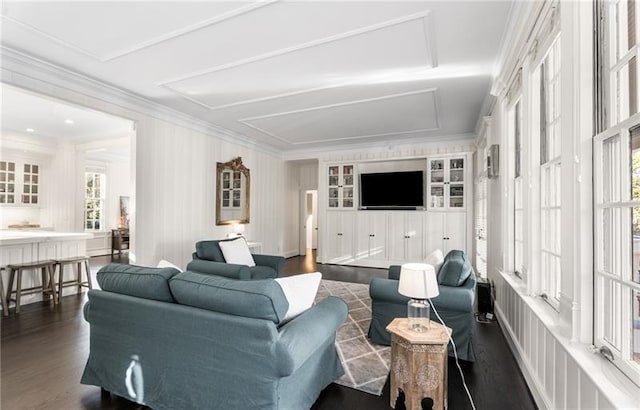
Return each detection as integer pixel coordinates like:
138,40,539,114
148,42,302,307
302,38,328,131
314,279,390,395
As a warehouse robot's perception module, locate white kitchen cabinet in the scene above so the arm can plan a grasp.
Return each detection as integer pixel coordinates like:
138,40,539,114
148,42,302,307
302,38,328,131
389,212,424,263
356,212,388,262
426,212,467,254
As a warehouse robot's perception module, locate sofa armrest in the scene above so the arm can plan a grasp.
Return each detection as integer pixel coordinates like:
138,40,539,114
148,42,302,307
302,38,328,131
369,277,408,304
185,259,251,280
252,254,286,277
388,265,402,280
276,296,348,376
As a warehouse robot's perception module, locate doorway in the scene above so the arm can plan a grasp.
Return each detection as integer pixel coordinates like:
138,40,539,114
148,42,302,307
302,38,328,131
299,190,318,256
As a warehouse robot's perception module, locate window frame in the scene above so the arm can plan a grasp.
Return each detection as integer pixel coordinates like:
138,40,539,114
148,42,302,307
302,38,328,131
84,171,105,231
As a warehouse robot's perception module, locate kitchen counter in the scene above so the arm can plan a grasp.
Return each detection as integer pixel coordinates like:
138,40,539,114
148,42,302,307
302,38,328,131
0,230,93,246
1,230,94,308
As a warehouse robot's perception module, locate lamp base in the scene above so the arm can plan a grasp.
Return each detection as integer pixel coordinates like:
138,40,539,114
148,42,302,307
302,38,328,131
407,299,431,332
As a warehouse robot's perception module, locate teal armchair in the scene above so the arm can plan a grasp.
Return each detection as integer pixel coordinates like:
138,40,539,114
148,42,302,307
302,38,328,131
368,250,477,362
187,239,285,279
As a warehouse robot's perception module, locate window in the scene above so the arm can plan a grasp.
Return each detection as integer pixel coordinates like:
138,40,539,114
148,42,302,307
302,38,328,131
538,36,562,307
595,0,640,385
84,172,105,230
607,0,639,125
512,101,525,278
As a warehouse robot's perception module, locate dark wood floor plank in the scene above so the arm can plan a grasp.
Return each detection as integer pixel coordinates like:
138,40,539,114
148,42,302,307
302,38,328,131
1,252,537,410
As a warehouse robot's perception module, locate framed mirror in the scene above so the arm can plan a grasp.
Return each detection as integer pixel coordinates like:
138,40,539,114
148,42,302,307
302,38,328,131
216,157,250,225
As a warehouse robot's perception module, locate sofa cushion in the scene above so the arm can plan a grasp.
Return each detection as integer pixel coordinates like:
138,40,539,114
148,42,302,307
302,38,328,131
425,249,445,275
157,259,183,272
275,272,322,323
195,240,226,262
219,237,256,267
97,263,179,302
169,271,289,324
437,250,472,287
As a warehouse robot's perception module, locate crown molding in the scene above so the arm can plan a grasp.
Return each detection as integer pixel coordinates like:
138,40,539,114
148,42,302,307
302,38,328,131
0,46,282,158
283,133,475,161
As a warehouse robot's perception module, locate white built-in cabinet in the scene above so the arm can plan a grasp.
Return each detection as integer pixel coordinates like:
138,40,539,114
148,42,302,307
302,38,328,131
318,154,472,268
388,212,424,262
425,212,467,255
427,157,466,209
327,164,355,209
356,212,388,261
324,211,355,263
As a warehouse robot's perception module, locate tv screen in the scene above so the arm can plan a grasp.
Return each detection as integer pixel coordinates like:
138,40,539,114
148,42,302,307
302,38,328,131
360,171,424,209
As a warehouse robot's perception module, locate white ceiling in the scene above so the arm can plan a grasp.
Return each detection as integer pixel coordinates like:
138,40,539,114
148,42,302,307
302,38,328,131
0,1,513,153
0,84,134,161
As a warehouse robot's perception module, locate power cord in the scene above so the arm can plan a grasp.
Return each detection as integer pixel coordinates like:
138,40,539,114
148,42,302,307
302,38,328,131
429,301,476,410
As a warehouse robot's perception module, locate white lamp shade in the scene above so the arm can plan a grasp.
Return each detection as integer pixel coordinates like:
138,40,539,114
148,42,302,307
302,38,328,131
398,263,440,299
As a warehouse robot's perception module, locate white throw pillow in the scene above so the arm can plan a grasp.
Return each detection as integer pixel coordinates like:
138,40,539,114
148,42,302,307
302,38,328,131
274,272,322,323
157,259,183,272
425,249,445,275
219,237,256,267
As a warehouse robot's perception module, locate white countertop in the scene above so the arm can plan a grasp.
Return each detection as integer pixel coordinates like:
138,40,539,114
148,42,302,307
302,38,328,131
0,230,93,245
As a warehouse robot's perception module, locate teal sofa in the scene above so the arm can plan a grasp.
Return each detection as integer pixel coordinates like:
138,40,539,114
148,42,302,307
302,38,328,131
368,250,477,362
187,239,285,279
81,264,347,410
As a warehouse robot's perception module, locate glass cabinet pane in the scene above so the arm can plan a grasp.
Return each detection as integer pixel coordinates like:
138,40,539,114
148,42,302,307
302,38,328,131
329,176,339,187
430,185,444,208
450,184,464,208
430,160,444,183
343,174,353,186
450,169,464,183
450,158,464,170
329,166,339,176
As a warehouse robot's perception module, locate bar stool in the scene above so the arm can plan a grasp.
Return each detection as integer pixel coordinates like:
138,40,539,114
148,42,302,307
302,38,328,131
54,256,92,303
6,260,57,314
0,268,8,317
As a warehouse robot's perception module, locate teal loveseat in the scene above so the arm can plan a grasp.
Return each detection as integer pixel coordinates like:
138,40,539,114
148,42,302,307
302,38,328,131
81,264,347,410
368,250,477,362
187,239,285,279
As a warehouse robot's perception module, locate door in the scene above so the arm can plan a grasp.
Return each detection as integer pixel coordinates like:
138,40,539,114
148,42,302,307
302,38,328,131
325,212,354,263
426,212,446,254
388,212,407,261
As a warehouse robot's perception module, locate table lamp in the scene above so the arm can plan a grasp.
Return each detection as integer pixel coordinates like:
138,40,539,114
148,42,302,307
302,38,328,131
398,263,440,332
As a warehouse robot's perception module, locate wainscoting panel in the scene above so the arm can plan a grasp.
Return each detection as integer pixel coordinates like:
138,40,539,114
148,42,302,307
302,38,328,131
495,273,638,409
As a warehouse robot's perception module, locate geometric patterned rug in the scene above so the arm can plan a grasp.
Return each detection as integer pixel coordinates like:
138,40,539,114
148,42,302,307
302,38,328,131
314,279,390,396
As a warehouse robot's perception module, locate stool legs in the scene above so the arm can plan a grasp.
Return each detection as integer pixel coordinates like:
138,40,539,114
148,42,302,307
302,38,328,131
56,259,92,303
0,269,8,317
6,264,57,314
15,269,23,314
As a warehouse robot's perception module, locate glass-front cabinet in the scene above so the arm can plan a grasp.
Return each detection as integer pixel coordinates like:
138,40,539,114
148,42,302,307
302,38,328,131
328,164,355,209
428,157,466,209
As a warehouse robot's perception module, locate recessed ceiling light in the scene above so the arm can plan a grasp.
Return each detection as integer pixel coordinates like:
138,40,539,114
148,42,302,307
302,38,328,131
65,119,74,124
26,128,35,133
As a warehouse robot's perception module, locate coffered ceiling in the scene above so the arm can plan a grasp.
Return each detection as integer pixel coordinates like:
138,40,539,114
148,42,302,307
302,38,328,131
0,1,513,153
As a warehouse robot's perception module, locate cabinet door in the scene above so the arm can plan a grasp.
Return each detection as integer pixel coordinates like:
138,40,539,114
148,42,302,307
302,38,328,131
328,166,340,208
325,212,355,262
404,213,424,262
426,212,446,253
356,213,372,261
428,159,445,209
339,213,355,260
341,165,355,209
369,212,388,260
444,213,467,254
388,212,407,261
325,212,341,259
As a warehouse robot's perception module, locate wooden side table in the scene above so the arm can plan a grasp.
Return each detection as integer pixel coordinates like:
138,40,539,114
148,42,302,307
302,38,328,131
386,318,451,410
111,229,130,256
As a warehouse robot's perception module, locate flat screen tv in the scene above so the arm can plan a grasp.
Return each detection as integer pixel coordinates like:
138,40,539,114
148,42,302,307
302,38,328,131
359,171,424,209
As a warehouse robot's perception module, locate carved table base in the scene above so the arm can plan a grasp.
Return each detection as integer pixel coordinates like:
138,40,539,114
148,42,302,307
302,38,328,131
386,318,451,410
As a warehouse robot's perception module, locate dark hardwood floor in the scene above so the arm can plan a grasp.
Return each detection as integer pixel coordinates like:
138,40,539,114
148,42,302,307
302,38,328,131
1,252,536,410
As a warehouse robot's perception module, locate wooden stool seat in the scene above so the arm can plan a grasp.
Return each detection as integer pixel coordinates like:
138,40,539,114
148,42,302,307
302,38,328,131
6,260,57,314
54,256,92,303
